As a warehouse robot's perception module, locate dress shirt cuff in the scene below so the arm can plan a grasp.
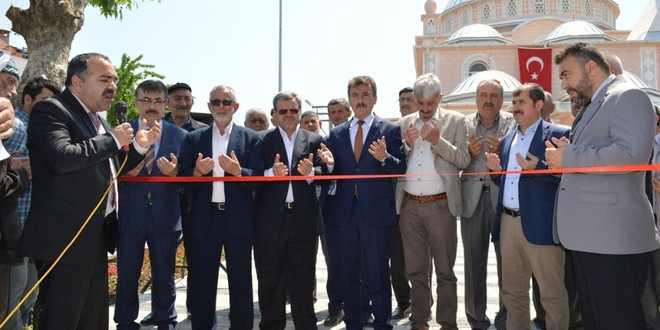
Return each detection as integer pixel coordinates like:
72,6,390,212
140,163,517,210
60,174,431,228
265,168,274,176
132,139,149,154
327,164,334,173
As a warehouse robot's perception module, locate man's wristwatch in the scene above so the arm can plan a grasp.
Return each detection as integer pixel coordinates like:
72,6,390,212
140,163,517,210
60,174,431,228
380,155,387,165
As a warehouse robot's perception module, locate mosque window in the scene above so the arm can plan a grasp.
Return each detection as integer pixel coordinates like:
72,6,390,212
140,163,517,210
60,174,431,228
481,3,492,21
531,0,546,15
560,0,571,14
469,62,488,76
426,19,437,35
461,8,472,26
583,0,592,16
506,0,520,17
599,3,606,20
446,15,455,33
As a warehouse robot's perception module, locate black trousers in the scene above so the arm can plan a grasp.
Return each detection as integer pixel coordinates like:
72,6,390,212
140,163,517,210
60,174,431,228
572,250,649,330
34,243,108,330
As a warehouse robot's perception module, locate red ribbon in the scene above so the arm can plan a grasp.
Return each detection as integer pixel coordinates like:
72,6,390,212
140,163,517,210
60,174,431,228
119,163,660,183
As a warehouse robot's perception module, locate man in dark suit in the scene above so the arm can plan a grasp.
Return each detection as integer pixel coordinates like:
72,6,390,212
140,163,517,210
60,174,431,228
136,81,208,325
486,83,569,329
547,42,660,329
113,80,187,330
254,91,329,330
178,85,263,330
324,75,406,330
18,53,160,330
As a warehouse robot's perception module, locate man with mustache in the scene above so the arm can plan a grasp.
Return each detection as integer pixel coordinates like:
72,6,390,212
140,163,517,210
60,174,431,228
460,79,515,330
485,83,569,330
546,42,659,330
114,79,187,330
178,85,263,330
19,53,160,330
164,82,207,131
138,82,207,326
324,75,406,329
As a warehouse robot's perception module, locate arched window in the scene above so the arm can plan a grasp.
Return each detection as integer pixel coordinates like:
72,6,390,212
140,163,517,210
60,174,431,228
446,15,455,33
482,3,492,21
583,0,592,16
505,0,520,17
559,0,571,14
531,0,545,15
469,62,488,76
599,3,607,20
426,19,436,35
461,9,472,27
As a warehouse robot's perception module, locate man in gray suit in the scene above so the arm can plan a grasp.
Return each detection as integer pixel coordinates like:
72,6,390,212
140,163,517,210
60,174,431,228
397,73,470,330
460,79,516,330
546,42,660,329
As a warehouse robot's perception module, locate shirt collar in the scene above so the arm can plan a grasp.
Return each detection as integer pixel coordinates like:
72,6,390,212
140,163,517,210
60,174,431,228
213,121,233,137
277,126,298,142
592,74,616,103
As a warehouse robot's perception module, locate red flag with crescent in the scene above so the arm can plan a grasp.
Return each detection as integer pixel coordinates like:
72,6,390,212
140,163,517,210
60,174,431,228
518,47,552,93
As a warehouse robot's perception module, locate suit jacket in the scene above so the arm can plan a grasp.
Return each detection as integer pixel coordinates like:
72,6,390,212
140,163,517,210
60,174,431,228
19,89,144,265
324,114,406,227
491,120,569,245
178,123,263,239
395,108,470,217
557,76,660,254
460,111,516,218
118,120,187,234
254,128,325,241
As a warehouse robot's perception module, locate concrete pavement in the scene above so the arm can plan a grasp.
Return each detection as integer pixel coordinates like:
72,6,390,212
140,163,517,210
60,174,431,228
109,222,541,329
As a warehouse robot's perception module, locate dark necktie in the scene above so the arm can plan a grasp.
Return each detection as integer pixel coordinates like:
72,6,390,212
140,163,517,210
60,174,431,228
88,112,101,134
569,101,590,142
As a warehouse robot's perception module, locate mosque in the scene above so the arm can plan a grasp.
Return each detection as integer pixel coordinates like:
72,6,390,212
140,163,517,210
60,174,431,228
415,0,660,123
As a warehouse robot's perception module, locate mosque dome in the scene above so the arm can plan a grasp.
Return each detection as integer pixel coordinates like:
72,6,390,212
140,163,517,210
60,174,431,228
442,0,477,13
443,70,521,104
444,24,514,45
544,20,616,43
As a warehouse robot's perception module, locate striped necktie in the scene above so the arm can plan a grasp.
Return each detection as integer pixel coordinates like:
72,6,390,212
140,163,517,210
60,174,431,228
144,145,156,175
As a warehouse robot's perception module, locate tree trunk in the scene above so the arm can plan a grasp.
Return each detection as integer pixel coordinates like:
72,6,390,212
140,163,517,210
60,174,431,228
6,0,87,97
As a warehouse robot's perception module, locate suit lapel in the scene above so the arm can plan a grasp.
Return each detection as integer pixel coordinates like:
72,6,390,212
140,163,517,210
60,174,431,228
292,130,308,173
227,125,242,155
501,132,514,170
360,115,382,163
60,90,97,138
572,77,620,143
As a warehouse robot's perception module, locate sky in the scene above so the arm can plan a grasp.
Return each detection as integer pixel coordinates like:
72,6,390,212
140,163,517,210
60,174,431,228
0,0,649,126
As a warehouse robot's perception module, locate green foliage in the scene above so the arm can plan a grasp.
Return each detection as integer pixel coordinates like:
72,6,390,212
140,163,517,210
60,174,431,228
107,53,165,126
89,0,161,19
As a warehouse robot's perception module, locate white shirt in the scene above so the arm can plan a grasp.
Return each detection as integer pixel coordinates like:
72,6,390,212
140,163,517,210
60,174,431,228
502,118,541,209
404,116,444,195
211,122,232,203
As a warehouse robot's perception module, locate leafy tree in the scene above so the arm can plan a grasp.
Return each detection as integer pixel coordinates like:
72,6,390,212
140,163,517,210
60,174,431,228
106,53,165,126
5,0,159,104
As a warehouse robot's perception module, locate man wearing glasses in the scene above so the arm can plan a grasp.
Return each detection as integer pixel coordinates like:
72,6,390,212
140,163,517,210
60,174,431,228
324,76,407,329
114,80,187,330
178,85,263,330
254,91,331,329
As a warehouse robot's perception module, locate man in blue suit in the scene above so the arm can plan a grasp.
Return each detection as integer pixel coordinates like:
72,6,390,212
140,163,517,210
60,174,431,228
178,85,263,330
324,75,406,329
485,83,569,330
114,80,187,330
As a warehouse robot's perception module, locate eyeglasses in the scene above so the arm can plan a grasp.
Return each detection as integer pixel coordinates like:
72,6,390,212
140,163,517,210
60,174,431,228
137,97,166,105
277,109,300,115
210,99,235,106
398,97,414,103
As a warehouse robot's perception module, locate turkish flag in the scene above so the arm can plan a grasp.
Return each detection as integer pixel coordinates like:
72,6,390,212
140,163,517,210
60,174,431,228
518,48,552,93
